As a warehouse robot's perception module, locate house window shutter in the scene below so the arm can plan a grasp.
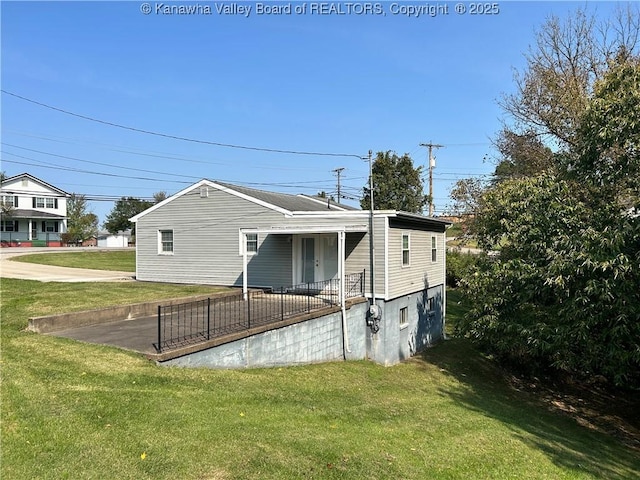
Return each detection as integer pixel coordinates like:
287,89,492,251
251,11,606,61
14,221,19,231
54,222,59,233
33,197,36,208
42,221,46,232
54,198,58,209
14,196,18,207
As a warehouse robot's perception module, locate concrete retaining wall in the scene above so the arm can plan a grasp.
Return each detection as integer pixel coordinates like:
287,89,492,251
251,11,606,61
27,291,241,334
161,301,369,368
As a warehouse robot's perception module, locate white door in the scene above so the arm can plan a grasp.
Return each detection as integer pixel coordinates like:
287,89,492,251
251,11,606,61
297,234,338,285
301,237,316,283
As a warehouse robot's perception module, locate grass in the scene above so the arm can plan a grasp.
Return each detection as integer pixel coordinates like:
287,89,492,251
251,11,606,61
2,277,639,479
11,249,136,272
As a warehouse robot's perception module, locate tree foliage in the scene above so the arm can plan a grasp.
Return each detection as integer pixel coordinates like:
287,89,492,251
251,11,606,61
458,55,640,388
499,5,639,149
361,151,427,213
66,194,98,244
103,197,153,235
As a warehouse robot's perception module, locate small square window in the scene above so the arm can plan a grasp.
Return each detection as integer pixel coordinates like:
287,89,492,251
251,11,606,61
159,230,173,254
36,197,45,208
46,198,55,208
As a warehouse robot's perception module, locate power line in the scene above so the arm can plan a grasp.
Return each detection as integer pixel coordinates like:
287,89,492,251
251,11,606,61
2,90,365,159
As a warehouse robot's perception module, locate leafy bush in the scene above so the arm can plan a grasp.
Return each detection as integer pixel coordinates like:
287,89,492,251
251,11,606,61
446,249,481,288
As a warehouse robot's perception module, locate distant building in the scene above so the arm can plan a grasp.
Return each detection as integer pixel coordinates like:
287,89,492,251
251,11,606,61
1,173,70,247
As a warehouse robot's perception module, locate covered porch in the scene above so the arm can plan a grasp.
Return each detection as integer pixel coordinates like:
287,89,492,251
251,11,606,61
240,225,368,305
0,210,65,246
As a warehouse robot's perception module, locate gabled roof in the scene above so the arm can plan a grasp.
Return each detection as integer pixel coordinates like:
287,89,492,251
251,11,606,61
131,179,356,221
214,182,353,212
1,173,70,196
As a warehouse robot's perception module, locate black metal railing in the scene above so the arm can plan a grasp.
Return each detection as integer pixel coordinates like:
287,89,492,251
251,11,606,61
154,270,365,353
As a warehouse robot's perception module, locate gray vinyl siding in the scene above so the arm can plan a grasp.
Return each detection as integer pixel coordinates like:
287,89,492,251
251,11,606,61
386,228,445,299
344,231,368,287
135,188,291,287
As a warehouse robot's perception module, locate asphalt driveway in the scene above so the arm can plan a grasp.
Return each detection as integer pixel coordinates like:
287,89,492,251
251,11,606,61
0,247,135,282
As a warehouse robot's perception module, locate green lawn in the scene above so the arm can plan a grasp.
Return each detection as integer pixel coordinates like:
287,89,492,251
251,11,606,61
2,278,638,479
12,249,136,272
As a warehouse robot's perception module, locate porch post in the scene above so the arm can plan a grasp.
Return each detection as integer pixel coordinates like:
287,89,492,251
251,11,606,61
28,219,33,241
338,230,345,306
242,232,248,301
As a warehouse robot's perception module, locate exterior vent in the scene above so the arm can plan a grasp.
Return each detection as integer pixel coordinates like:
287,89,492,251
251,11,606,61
200,187,208,198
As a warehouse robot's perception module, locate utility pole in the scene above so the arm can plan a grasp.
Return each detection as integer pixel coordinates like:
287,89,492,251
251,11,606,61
366,150,379,332
332,167,344,204
420,142,444,216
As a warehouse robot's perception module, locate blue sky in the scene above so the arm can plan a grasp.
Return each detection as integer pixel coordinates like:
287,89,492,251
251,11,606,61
1,1,625,224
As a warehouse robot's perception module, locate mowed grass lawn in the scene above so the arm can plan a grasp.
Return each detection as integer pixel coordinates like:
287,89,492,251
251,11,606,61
1,254,639,479
12,249,136,272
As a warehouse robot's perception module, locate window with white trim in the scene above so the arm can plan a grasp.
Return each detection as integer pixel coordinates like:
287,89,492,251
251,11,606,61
246,233,258,254
42,221,59,233
399,306,408,327
402,233,410,266
431,235,437,262
1,196,17,207
159,230,173,254
33,197,58,209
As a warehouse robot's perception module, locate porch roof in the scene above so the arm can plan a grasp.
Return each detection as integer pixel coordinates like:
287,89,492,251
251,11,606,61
6,209,65,220
240,224,369,235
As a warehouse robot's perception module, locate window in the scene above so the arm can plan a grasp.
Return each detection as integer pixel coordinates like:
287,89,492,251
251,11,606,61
42,221,59,233
159,230,173,254
1,196,17,207
399,306,408,327
402,234,410,266
33,197,57,209
431,236,437,262
1,221,18,232
246,233,258,254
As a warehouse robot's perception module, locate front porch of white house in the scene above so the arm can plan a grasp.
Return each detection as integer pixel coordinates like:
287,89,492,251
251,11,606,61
0,211,65,246
240,225,369,304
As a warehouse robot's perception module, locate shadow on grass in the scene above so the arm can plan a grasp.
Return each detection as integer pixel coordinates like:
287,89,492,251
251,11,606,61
419,338,640,479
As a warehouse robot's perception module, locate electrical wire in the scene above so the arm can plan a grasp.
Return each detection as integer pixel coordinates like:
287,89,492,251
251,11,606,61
2,90,365,159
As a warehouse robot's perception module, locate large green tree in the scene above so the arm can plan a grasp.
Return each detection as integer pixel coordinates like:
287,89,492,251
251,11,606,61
499,5,639,149
459,55,640,387
103,197,153,235
361,151,427,214
66,194,98,244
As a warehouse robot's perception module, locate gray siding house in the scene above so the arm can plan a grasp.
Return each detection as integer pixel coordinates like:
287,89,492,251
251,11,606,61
131,179,450,366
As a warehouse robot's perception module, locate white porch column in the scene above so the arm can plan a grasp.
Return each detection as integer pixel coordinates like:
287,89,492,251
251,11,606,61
28,219,33,241
242,232,248,301
338,231,345,306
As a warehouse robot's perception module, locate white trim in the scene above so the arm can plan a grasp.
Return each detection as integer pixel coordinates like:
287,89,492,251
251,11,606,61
401,232,411,267
384,216,389,301
240,225,367,235
131,179,293,222
431,235,438,263
1,173,70,196
238,230,259,256
157,229,174,255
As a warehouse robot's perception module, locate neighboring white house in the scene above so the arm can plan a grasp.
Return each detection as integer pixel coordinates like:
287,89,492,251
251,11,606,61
131,179,451,366
0,173,70,247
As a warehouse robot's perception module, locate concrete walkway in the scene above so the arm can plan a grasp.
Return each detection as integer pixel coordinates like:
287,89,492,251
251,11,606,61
0,247,135,282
